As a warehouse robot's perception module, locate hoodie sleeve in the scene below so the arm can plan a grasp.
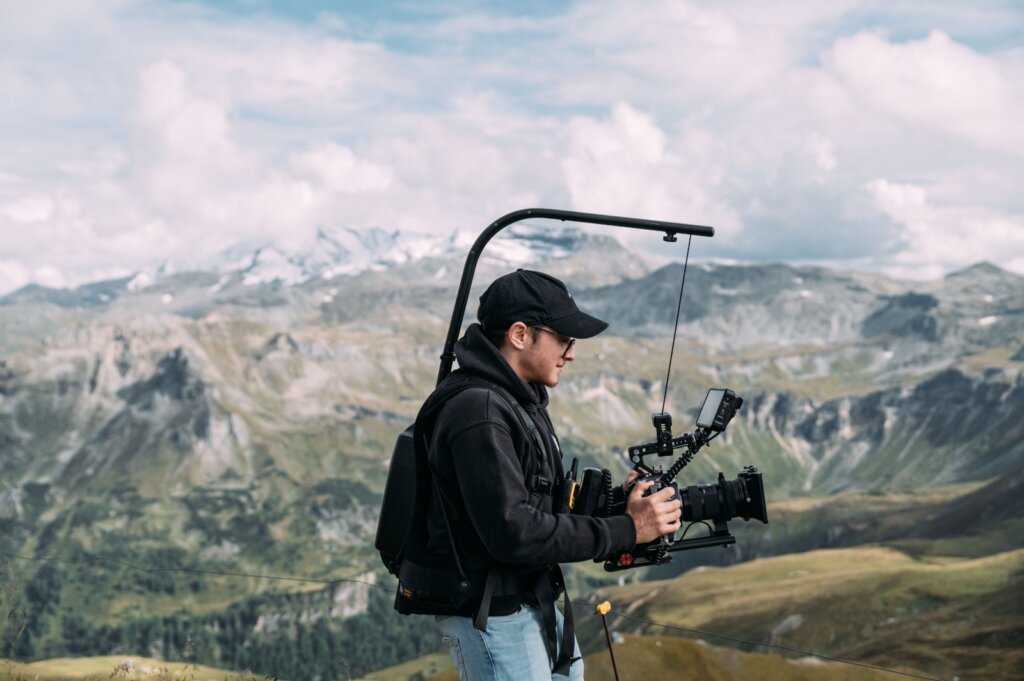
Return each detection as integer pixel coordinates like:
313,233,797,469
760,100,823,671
440,390,637,565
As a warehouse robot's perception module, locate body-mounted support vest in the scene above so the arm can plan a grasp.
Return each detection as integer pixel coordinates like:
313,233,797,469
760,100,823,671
375,370,579,675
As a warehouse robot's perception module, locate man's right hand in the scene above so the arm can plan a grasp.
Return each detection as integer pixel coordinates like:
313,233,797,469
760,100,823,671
625,480,683,544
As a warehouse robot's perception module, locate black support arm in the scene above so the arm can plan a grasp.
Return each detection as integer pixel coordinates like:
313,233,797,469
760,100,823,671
436,208,714,386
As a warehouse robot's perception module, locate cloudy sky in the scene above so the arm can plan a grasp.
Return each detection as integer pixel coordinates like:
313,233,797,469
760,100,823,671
1,0,1022,295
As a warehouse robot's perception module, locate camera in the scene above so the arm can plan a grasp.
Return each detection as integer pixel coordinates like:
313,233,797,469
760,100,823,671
566,388,768,571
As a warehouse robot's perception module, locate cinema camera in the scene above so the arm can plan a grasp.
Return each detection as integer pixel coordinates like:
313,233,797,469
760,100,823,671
566,388,768,571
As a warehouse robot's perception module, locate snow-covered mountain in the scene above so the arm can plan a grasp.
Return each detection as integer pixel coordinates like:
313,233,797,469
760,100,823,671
117,222,626,293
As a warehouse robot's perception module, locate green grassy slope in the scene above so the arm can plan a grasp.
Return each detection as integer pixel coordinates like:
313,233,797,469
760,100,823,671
576,634,910,681
0,656,238,681
579,546,1023,681
376,631,930,681
370,634,906,681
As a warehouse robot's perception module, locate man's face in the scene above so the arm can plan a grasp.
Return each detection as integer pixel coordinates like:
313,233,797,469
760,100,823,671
519,325,576,388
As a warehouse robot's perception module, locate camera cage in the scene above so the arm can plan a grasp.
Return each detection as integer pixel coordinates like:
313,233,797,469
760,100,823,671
602,387,760,572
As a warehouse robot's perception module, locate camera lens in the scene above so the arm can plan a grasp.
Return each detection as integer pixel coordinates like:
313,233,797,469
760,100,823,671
680,467,767,524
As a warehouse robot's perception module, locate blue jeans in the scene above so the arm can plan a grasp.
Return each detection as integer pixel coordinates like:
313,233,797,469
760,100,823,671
436,605,584,681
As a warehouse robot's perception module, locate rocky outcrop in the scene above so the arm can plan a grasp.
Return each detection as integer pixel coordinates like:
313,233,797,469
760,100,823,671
744,368,1024,493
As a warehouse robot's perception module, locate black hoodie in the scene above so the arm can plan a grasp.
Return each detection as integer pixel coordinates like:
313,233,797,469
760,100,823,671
424,324,636,590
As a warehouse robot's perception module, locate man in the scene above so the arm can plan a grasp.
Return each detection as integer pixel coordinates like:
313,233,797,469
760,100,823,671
422,269,682,681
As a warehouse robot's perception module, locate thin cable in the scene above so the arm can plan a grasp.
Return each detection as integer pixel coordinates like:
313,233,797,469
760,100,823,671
679,521,712,540
0,549,390,592
581,603,945,681
660,235,693,414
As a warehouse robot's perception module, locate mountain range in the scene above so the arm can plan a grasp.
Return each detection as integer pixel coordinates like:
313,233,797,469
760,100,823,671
0,223,1021,679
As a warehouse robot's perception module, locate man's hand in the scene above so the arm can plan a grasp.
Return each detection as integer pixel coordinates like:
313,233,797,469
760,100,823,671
625,480,682,545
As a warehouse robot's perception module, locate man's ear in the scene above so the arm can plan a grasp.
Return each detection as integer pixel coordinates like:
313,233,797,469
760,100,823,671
506,322,530,350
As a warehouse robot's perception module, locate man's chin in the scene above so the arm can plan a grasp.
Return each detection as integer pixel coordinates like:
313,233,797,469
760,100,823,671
542,366,565,388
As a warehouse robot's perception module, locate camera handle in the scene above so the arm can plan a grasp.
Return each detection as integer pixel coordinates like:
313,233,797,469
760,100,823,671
627,419,717,483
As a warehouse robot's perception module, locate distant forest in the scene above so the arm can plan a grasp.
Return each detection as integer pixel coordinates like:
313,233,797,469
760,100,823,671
1,561,436,679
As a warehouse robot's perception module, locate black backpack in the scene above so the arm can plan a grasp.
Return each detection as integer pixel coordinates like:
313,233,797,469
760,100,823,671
374,371,548,614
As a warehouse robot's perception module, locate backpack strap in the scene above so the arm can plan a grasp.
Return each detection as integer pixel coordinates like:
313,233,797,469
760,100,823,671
533,564,579,675
429,475,472,590
477,381,553,505
426,373,553,500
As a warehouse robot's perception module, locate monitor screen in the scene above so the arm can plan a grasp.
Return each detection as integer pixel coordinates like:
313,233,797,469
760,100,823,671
697,389,725,429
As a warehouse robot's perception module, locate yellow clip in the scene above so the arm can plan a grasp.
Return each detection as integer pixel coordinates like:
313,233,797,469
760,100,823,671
568,481,580,510
596,601,612,616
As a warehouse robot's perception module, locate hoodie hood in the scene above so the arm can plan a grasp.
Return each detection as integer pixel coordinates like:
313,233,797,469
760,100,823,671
454,323,549,410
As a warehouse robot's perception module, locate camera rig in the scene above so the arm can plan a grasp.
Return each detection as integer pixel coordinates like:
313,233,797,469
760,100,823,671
403,208,767,573
568,388,768,571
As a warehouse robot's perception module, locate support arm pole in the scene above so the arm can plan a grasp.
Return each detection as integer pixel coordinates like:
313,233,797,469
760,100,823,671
436,208,714,386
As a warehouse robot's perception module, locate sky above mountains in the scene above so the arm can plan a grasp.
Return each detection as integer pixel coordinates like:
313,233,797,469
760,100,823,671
1,0,1022,295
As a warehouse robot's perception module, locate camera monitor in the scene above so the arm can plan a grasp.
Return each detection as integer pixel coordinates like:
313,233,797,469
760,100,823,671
696,388,742,432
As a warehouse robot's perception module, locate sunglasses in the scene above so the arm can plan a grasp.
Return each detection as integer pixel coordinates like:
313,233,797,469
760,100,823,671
532,326,576,358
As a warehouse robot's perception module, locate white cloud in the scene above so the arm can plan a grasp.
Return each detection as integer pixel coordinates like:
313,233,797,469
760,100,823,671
0,0,130,42
0,261,29,296
827,30,1024,154
2,194,54,223
2,1,1023,295
132,60,253,213
289,142,394,194
867,178,1024,278
547,0,854,108
805,133,837,175
31,265,67,289
0,260,68,294
561,103,742,241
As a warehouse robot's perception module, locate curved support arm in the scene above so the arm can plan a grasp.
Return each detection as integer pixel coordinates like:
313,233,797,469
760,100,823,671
436,208,714,385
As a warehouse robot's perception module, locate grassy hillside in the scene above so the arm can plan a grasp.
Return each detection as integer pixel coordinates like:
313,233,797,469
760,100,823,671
578,546,1023,681
371,631,922,681
371,543,1021,681
0,656,241,680
572,635,907,681
6,482,1020,679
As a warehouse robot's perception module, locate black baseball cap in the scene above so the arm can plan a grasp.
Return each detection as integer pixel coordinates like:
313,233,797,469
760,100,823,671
478,269,608,339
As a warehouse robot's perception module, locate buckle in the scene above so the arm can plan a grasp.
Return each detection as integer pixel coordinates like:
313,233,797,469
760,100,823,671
529,475,552,494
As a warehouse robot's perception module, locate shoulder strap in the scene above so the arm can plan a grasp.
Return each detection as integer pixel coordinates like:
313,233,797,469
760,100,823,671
423,373,550,493
475,381,550,495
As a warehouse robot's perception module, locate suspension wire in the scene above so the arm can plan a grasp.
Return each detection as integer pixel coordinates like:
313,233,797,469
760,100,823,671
660,234,693,414
1,547,948,680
